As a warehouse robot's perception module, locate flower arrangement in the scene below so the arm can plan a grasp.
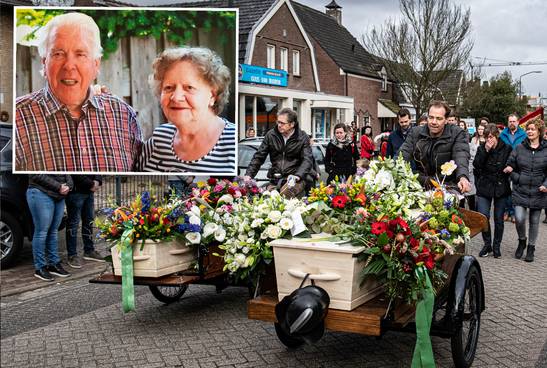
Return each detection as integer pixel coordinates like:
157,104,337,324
95,191,199,246
217,190,307,281
189,177,262,208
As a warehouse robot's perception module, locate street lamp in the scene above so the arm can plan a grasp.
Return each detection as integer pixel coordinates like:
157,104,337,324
519,71,542,98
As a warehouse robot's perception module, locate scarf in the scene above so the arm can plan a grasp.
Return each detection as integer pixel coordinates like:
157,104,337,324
332,136,352,149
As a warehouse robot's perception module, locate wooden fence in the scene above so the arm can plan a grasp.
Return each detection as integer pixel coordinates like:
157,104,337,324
16,28,236,140
93,175,170,210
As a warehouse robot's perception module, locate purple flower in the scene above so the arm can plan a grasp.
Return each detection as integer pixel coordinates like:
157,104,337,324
440,228,450,239
141,191,151,212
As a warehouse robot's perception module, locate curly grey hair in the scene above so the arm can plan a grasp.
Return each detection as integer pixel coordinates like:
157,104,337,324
149,47,231,115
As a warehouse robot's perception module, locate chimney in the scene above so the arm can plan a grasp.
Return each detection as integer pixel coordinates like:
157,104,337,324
325,0,342,25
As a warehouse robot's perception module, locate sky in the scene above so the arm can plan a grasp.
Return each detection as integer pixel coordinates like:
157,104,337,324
128,0,547,97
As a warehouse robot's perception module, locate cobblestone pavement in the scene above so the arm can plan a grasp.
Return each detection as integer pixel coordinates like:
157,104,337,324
1,221,546,368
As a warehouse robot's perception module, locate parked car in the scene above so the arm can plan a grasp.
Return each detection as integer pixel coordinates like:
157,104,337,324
0,123,66,268
237,137,328,183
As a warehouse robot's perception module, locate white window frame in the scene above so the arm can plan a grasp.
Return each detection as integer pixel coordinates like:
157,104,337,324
267,44,275,69
292,50,300,76
280,47,288,72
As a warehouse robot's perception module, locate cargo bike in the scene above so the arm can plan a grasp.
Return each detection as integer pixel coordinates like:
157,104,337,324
246,208,489,368
89,243,230,304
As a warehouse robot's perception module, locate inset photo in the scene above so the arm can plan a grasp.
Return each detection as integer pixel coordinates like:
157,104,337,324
14,7,238,174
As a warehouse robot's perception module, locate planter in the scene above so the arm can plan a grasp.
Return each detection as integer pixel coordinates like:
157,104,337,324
270,234,383,311
111,238,196,278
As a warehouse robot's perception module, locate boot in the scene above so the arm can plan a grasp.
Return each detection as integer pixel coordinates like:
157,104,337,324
515,238,527,259
524,245,535,262
493,244,501,258
479,244,492,257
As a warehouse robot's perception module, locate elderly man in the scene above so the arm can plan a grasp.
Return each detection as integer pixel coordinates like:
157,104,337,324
15,12,142,172
399,100,471,193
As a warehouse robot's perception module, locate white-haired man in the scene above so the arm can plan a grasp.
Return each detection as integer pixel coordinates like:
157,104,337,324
15,12,142,172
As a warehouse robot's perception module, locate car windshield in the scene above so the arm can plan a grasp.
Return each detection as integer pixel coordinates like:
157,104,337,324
238,145,271,169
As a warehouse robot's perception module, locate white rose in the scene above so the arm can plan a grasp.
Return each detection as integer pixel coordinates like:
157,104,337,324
266,224,282,239
242,246,249,254
214,227,226,242
202,222,218,238
222,213,233,225
185,232,201,244
247,230,255,238
238,233,248,241
269,190,281,198
279,217,293,231
260,231,269,240
251,218,264,228
235,253,246,266
218,194,234,204
257,203,269,215
268,210,282,223
374,169,395,191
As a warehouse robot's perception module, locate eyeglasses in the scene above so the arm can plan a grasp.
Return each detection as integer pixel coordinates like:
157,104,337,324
276,120,292,126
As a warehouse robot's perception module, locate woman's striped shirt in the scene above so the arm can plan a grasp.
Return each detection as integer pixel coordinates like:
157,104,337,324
138,120,236,173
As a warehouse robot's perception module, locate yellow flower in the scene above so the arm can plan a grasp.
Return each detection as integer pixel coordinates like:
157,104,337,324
197,181,206,188
166,228,171,233
136,233,140,238
440,160,457,176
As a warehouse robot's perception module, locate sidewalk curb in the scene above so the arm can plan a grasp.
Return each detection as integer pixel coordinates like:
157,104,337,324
1,263,110,298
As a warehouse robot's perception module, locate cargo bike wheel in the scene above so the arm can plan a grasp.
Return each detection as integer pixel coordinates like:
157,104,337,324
148,285,188,304
450,262,483,368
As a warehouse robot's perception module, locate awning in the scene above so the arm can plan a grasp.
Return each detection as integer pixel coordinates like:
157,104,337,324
377,99,399,118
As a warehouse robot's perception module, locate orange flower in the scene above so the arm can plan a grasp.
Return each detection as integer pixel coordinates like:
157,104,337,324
354,193,367,204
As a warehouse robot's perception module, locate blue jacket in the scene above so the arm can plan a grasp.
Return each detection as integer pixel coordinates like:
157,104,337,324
387,128,411,158
500,127,526,149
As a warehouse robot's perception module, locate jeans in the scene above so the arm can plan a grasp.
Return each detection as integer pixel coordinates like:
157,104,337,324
66,192,95,257
476,195,508,247
26,188,64,271
514,206,542,246
505,193,515,216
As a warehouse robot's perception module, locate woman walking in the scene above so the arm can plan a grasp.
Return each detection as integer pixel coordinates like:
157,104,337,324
503,119,547,262
27,175,73,281
473,124,512,258
325,123,360,183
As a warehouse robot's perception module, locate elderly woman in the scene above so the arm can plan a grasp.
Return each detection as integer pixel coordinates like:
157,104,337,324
138,47,235,172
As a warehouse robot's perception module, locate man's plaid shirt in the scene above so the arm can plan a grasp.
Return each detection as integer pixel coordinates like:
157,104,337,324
15,85,143,172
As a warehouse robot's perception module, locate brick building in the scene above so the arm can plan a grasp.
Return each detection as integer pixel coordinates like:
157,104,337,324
236,0,399,140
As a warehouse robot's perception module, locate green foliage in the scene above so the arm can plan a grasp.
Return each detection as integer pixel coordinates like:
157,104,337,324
16,9,236,60
461,71,527,123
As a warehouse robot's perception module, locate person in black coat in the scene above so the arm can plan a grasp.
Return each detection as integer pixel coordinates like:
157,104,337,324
245,108,313,196
27,175,73,281
504,119,547,262
473,124,512,258
325,123,360,183
386,108,412,158
65,175,103,268
399,101,471,192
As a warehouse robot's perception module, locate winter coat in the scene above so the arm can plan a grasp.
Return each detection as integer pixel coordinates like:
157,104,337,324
245,125,313,183
360,135,374,159
71,175,102,194
28,174,74,200
325,141,359,182
500,127,527,149
506,139,547,209
399,124,470,188
466,140,478,196
386,127,411,158
473,140,512,198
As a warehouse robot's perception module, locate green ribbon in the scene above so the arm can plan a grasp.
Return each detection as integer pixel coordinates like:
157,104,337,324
411,266,435,368
120,229,135,313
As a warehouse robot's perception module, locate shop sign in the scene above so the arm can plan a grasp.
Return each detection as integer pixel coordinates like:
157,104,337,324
239,64,287,87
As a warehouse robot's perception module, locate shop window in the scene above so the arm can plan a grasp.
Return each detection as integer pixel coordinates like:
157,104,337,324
256,96,281,137
313,109,332,141
280,47,288,72
267,44,275,69
292,50,300,76
244,95,254,137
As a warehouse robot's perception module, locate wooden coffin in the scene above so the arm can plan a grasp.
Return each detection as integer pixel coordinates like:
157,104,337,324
111,238,196,278
270,235,383,311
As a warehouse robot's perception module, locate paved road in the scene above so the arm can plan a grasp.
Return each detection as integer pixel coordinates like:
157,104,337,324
1,222,546,367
